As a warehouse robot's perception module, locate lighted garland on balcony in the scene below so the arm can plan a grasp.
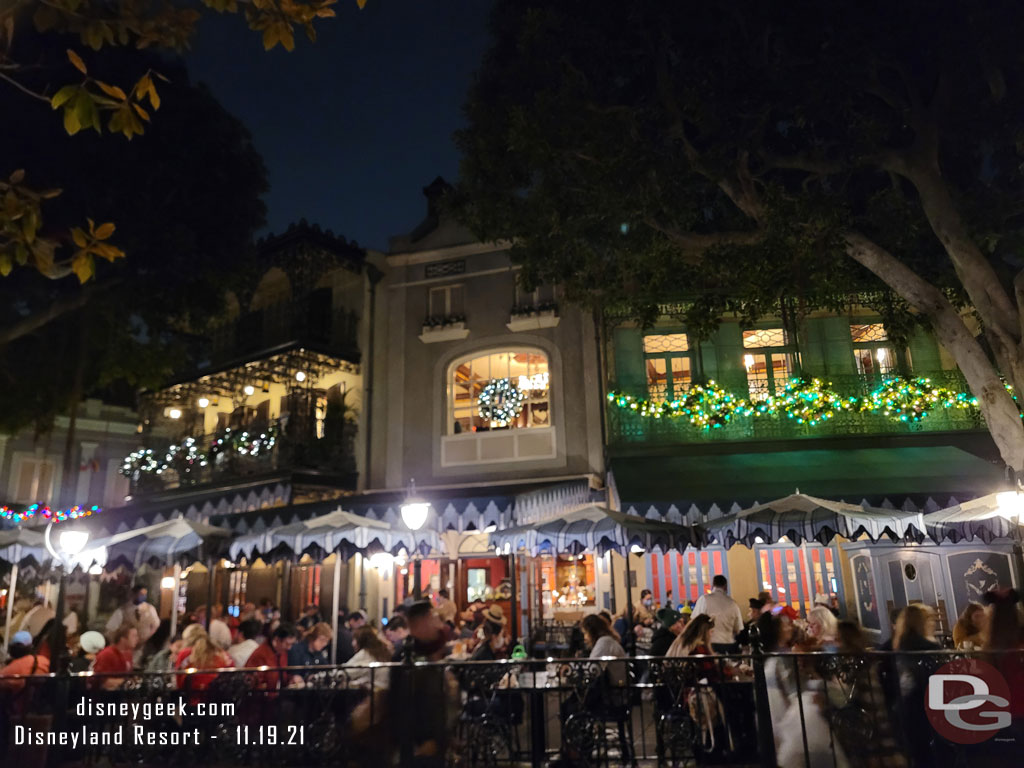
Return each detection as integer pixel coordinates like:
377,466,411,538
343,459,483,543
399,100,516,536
749,378,853,426
607,380,742,429
1,503,102,524
122,426,279,478
607,376,981,428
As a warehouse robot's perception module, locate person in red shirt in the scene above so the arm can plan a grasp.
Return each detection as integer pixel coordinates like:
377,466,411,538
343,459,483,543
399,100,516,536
92,625,138,690
174,626,233,692
244,623,298,690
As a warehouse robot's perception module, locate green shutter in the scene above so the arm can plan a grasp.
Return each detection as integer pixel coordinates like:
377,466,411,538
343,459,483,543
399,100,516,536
908,327,941,374
711,323,746,391
801,318,828,377
612,327,646,395
822,317,856,376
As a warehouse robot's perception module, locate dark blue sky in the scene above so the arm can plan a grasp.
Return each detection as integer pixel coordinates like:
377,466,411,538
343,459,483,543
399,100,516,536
186,0,493,251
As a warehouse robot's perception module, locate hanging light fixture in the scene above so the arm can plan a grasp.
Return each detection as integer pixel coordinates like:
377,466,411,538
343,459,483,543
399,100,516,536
295,371,307,382
198,397,210,408
243,385,255,396
400,479,430,532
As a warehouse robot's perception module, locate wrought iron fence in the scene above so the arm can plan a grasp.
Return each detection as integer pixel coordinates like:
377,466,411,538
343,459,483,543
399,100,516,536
2,650,1021,767
608,370,985,446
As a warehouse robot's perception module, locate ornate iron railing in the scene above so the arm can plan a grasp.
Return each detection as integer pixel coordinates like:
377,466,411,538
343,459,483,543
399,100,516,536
2,650,1019,767
607,369,986,445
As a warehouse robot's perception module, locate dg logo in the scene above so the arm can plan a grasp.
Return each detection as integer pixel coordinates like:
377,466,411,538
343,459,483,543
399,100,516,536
926,659,1012,744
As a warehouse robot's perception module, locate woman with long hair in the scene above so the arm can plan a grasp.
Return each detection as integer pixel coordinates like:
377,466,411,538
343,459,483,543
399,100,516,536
893,604,939,651
344,625,392,688
288,622,333,670
893,604,940,768
174,625,233,691
667,613,715,658
952,602,987,650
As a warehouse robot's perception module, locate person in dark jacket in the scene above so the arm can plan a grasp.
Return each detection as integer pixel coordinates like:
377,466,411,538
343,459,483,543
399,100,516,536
335,610,366,663
288,622,333,678
649,608,685,657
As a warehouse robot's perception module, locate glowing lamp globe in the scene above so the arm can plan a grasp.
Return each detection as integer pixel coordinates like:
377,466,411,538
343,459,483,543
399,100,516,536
59,529,90,556
401,501,430,531
996,491,1024,521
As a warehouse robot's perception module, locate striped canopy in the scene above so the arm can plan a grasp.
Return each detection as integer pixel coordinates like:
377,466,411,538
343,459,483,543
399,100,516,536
701,492,926,548
926,492,1024,544
228,506,438,563
491,505,698,556
0,527,47,566
87,517,231,569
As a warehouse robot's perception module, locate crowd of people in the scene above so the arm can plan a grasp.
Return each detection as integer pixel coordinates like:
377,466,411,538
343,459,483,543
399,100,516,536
2,577,1022,767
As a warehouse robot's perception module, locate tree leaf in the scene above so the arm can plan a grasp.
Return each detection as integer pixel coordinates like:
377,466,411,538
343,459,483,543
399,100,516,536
97,80,128,100
51,85,78,110
71,227,88,248
0,253,12,277
71,251,95,283
8,169,24,185
63,105,82,135
94,222,115,240
67,49,88,75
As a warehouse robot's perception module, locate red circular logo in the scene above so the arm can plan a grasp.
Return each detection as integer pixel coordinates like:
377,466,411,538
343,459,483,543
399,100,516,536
925,659,1012,744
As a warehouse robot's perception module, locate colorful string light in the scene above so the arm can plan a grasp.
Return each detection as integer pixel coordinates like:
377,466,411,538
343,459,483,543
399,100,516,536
0,503,101,523
608,375,984,428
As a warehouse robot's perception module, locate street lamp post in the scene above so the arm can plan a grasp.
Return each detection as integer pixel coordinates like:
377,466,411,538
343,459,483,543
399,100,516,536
400,479,430,601
43,523,90,675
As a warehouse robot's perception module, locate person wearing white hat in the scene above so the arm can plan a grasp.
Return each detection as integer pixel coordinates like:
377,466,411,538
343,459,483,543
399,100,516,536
68,631,106,673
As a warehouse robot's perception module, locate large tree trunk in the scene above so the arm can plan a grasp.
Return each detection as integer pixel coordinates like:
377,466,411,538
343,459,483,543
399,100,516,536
844,231,1024,474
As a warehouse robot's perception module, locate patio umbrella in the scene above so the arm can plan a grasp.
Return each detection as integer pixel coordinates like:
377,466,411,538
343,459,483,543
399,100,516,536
926,492,1024,544
227,506,439,562
87,517,232,639
0,527,47,657
491,505,698,556
701,492,926,548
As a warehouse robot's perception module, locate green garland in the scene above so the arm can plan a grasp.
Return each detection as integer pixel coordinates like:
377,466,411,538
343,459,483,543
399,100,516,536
607,376,981,429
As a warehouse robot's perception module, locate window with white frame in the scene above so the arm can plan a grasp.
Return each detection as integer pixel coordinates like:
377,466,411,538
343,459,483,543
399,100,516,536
428,284,464,321
11,457,56,504
850,323,898,377
514,283,557,310
449,349,550,434
742,328,796,400
643,333,693,403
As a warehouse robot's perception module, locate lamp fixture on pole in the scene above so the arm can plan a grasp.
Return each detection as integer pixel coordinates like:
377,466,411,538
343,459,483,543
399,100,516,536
400,479,430,600
44,522,91,675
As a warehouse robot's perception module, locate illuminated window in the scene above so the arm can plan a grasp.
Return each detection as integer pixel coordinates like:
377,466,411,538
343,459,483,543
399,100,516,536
851,323,897,376
643,333,692,403
315,395,327,439
449,349,550,434
742,328,795,400
467,568,488,603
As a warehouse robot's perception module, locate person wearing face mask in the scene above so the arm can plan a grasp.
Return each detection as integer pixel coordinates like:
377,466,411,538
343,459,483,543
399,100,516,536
105,585,160,645
636,589,657,626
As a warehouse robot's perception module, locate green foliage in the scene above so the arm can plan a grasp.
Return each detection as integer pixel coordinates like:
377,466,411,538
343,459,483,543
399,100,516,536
0,0,355,282
454,0,1022,336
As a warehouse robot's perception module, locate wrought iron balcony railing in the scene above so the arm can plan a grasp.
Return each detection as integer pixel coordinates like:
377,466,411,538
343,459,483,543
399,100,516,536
122,416,357,495
606,369,986,446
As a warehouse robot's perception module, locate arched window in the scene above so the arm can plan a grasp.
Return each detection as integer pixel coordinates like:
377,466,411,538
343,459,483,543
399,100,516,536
449,349,550,435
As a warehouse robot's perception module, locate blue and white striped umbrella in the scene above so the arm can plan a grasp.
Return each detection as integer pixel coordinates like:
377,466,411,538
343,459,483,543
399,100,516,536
926,492,1024,544
701,492,926,548
87,517,232,569
229,506,438,562
491,505,698,556
0,527,47,566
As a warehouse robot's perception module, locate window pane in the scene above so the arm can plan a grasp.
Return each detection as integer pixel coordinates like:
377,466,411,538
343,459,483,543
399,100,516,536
744,353,770,400
670,356,692,393
855,346,896,376
451,349,550,433
643,333,689,353
428,287,445,317
449,285,464,316
850,323,888,343
771,353,794,392
646,358,669,402
743,328,787,348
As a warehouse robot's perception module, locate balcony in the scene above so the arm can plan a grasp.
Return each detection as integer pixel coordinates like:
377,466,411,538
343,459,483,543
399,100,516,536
123,416,357,496
207,291,359,369
606,370,986,447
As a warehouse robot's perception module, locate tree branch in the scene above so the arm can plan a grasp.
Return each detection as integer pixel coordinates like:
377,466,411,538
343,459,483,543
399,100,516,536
0,279,118,347
643,217,763,259
0,70,51,103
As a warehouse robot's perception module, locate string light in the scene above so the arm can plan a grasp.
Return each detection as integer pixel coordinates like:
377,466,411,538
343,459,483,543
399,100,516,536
608,376,983,428
123,426,279,479
0,503,101,524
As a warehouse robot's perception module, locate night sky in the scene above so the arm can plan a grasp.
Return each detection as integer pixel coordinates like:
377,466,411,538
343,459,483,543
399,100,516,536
186,0,493,251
